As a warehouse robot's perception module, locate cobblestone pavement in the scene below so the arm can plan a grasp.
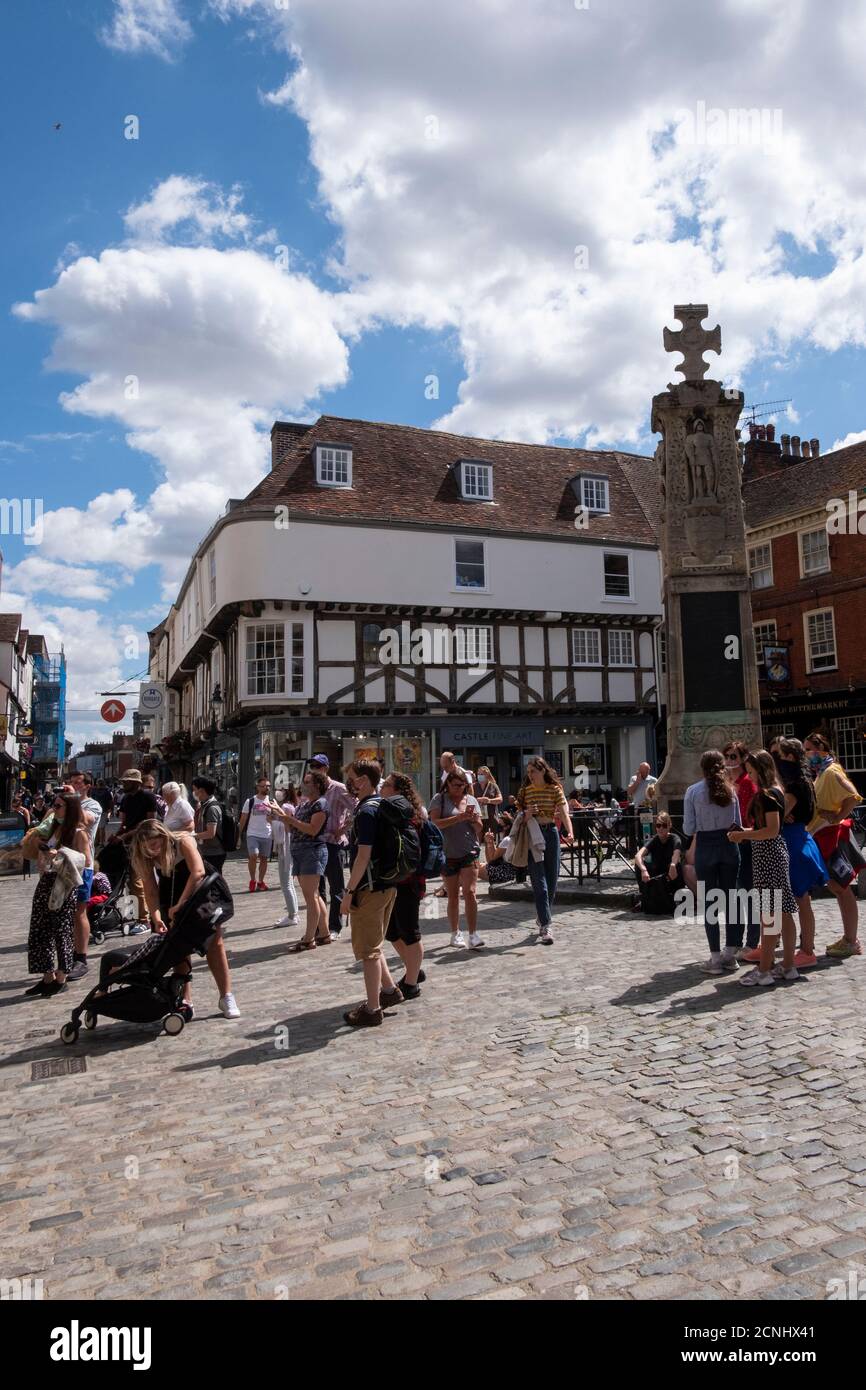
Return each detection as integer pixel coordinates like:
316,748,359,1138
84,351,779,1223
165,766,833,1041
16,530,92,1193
1,862,865,1302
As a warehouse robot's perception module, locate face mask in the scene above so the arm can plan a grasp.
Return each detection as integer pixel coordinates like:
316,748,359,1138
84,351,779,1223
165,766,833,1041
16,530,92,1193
808,753,822,769
478,774,487,784
777,761,798,784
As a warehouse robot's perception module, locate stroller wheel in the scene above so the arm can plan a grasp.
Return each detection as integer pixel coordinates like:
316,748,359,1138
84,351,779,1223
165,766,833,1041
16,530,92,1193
121,923,131,936
92,930,105,945
83,1011,97,1030
60,1022,79,1045
163,1012,185,1036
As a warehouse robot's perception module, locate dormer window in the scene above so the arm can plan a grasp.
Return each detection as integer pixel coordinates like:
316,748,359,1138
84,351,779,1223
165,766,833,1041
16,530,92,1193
577,475,610,514
458,459,493,501
316,444,353,488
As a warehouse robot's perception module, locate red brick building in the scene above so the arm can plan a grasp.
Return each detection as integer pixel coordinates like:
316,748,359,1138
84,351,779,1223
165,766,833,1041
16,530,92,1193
743,427,866,790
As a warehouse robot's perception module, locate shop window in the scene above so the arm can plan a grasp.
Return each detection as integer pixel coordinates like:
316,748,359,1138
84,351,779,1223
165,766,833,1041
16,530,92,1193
362,623,384,663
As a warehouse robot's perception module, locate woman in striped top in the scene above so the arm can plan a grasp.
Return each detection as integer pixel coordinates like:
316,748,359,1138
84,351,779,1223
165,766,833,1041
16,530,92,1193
516,757,574,945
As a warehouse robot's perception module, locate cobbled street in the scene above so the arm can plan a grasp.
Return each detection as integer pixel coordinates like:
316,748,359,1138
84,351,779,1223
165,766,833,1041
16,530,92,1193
2,863,865,1302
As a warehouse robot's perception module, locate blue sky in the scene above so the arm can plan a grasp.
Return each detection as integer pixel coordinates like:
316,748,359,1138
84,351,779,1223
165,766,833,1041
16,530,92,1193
2,0,865,749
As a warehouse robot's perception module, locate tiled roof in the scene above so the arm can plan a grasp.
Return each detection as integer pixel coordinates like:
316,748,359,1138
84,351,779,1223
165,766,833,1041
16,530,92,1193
0,612,22,643
244,415,657,546
743,439,866,528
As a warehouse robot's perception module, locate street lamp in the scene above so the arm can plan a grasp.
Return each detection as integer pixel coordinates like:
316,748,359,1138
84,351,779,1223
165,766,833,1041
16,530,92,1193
209,685,222,783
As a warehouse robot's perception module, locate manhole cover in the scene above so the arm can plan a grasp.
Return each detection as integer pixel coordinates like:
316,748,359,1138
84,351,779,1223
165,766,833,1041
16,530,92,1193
31,1058,87,1080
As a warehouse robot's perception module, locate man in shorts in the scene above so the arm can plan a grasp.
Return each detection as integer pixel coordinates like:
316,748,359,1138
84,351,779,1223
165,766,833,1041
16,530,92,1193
339,759,403,1027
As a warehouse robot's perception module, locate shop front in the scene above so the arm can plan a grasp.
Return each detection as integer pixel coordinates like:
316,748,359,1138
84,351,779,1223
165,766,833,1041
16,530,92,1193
762,689,866,795
236,714,656,806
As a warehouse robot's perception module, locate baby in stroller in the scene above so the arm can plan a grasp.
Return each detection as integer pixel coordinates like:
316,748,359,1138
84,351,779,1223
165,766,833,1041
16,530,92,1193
61,867,234,1042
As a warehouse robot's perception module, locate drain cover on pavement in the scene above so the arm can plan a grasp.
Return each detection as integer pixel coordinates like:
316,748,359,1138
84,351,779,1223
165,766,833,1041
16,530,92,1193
31,1058,87,1080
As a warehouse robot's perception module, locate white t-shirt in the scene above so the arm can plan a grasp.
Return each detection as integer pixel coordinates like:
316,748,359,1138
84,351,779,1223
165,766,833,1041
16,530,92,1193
164,796,195,832
629,775,657,808
244,795,274,838
80,796,102,851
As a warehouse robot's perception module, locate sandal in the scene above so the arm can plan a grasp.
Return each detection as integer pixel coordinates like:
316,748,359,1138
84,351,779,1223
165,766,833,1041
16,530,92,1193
289,939,317,952
315,934,333,945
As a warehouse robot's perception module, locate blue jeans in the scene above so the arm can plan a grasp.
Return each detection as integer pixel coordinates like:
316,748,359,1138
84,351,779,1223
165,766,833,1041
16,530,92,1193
694,829,741,953
737,838,760,949
527,824,560,928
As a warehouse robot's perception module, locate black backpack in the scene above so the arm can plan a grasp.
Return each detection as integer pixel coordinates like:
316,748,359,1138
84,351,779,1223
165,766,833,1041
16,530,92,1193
368,795,421,887
218,800,238,853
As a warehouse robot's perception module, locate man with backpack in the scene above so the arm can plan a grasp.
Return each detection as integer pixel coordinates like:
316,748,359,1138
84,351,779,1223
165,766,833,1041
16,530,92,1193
191,776,228,873
339,759,419,1028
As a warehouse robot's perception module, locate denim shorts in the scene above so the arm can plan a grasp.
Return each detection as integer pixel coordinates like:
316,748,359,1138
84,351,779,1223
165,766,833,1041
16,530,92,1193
292,839,328,878
76,867,94,905
246,834,273,859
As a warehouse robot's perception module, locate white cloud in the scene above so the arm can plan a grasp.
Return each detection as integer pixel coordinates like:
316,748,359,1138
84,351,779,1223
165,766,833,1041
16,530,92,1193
230,0,866,446
101,0,192,62
14,181,351,587
831,429,866,452
5,556,125,602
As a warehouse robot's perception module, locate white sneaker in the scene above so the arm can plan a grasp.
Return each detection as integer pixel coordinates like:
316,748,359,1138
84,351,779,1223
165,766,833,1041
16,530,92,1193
772,964,800,982
699,957,724,975
468,932,485,949
449,932,467,948
219,993,241,1018
277,915,300,927
720,953,739,972
738,968,774,988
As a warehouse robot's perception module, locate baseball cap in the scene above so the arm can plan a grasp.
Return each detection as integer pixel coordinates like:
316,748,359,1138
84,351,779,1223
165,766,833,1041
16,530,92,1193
310,754,330,768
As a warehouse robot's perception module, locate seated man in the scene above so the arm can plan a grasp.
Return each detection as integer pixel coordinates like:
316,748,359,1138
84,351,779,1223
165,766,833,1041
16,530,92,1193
633,811,683,913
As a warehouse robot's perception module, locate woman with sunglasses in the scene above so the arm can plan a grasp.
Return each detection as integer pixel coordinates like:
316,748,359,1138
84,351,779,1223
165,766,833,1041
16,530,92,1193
24,793,91,997
430,769,484,948
728,750,799,986
803,732,862,959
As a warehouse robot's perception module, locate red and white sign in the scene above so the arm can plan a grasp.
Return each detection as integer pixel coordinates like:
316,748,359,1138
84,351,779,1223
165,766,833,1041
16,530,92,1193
100,700,126,723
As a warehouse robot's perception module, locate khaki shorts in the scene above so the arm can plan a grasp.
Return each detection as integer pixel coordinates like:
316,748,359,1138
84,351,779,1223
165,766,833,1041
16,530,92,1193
349,887,397,961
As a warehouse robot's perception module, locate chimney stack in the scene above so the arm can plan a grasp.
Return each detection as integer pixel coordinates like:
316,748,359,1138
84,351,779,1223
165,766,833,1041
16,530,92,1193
781,434,791,455
791,436,801,457
810,438,820,457
742,421,784,482
801,440,811,459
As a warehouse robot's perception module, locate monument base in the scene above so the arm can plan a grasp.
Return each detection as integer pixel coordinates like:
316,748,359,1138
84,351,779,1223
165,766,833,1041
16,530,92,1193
654,710,762,811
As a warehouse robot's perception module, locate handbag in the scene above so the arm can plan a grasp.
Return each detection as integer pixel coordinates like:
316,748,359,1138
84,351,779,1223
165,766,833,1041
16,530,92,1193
486,859,516,885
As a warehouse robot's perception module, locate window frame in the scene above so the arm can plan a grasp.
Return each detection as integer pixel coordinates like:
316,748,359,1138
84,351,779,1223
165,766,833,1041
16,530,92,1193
458,459,494,502
579,475,610,515
453,536,489,592
208,548,217,611
315,443,353,489
748,542,773,590
798,526,830,578
607,628,635,668
752,619,778,679
602,550,634,602
454,624,493,667
570,627,602,667
803,607,837,674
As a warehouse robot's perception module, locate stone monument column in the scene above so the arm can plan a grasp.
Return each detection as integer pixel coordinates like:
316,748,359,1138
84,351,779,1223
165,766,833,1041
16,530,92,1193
653,305,762,813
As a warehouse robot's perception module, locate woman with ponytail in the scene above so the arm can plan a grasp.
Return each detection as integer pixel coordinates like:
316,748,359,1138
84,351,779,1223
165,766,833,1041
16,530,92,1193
728,751,799,986
682,749,742,974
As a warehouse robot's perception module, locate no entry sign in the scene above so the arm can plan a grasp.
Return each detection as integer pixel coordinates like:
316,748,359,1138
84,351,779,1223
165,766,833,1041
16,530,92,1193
101,700,126,723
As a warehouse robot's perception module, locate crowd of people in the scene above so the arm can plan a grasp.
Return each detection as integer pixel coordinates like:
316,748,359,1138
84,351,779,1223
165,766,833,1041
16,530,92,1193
16,733,863,1028
634,734,863,986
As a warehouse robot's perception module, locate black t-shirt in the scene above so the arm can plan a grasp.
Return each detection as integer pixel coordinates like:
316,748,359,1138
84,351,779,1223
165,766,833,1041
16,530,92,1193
121,789,159,832
94,787,113,813
349,795,385,891
751,787,784,829
784,778,815,825
644,832,681,874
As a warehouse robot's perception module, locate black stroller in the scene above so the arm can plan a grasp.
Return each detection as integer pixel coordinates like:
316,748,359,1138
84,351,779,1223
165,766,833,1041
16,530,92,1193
60,872,234,1043
88,840,135,944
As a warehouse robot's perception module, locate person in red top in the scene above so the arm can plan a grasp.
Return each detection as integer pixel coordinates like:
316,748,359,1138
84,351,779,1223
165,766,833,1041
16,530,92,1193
723,740,760,959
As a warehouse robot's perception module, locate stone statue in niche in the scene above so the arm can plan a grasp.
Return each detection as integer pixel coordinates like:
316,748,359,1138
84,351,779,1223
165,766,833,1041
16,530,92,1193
684,419,719,503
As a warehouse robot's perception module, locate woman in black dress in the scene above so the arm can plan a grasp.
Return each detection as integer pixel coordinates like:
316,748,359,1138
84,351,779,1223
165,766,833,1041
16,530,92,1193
728,750,798,987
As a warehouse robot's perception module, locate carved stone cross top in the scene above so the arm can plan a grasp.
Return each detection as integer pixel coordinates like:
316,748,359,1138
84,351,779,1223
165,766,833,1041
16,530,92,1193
663,304,722,380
